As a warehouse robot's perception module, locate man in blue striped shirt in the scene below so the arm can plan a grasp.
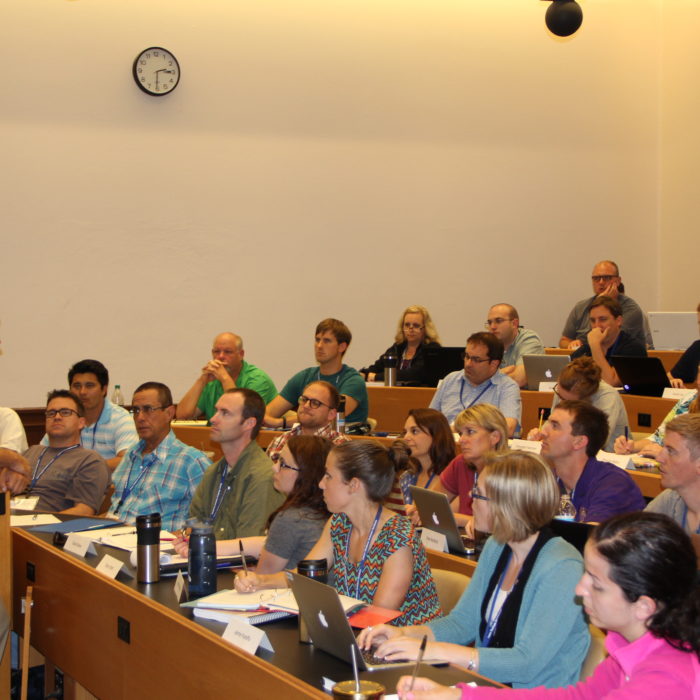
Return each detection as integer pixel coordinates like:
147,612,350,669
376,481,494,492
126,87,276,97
108,382,210,531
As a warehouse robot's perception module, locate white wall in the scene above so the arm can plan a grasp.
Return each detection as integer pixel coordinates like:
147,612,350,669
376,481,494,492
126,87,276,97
1,0,670,406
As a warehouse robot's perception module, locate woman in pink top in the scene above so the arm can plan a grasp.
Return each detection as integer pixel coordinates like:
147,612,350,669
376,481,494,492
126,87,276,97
397,512,700,700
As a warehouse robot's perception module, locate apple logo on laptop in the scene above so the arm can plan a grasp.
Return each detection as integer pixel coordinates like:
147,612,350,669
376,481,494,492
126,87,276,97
317,611,329,628
545,369,553,379
432,512,440,526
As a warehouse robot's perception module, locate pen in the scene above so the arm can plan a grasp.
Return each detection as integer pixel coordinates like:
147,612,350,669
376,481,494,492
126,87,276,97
624,426,629,440
239,539,248,574
409,635,428,691
538,409,544,432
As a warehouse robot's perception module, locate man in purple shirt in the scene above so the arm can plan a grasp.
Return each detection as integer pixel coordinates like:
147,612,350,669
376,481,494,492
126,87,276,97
541,399,645,522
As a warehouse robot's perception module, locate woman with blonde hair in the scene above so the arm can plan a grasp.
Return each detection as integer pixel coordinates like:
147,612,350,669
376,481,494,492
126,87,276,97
362,305,441,386
360,451,589,689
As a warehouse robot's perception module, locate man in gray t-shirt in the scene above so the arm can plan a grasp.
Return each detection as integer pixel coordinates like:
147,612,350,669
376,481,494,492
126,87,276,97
0,390,109,515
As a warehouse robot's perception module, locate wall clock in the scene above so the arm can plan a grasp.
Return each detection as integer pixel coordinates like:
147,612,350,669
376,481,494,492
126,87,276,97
133,47,180,96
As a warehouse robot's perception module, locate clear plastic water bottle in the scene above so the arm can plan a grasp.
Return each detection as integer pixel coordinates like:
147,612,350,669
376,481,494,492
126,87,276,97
556,493,577,521
111,384,124,405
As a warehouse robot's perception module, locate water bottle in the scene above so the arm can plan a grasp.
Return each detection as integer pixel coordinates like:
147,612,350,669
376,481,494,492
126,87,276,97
136,513,161,583
111,384,124,405
383,350,398,387
296,558,328,643
187,518,217,599
556,493,577,521
336,396,346,434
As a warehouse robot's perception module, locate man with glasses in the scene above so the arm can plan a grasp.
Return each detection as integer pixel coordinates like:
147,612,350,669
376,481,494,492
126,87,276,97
485,303,544,388
266,381,350,461
265,318,369,430
429,332,521,435
176,332,277,421
559,260,652,350
41,359,137,472
0,390,109,514
107,382,210,530
189,388,283,539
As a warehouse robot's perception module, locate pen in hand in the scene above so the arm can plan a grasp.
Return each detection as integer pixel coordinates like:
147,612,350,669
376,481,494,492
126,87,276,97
409,635,428,691
239,539,248,574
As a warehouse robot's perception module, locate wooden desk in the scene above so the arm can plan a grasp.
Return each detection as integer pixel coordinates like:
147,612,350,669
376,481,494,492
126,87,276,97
426,549,477,579
11,527,499,699
366,386,435,433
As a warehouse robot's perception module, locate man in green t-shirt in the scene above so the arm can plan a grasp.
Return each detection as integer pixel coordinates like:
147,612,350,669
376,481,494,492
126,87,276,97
176,332,277,421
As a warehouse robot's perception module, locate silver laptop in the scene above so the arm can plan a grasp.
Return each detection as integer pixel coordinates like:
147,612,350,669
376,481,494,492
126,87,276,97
523,354,570,391
288,572,417,671
648,312,698,350
409,486,476,556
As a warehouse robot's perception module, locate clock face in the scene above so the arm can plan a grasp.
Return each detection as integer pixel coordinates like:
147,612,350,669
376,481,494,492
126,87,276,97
133,47,180,96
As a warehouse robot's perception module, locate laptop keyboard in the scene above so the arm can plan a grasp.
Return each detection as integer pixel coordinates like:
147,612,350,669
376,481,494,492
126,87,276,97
361,646,406,667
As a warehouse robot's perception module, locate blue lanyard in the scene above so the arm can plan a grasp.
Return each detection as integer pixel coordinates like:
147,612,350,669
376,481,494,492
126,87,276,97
81,403,105,450
681,506,700,535
345,505,383,600
113,452,157,514
483,551,512,647
459,376,492,411
30,445,80,489
424,473,436,489
209,462,230,520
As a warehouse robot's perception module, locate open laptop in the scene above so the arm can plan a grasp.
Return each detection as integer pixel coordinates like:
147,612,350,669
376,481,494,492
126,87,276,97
422,346,465,388
409,486,477,556
610,356,670,397
288,572,418,671
648,311,698,350
522,354,570,391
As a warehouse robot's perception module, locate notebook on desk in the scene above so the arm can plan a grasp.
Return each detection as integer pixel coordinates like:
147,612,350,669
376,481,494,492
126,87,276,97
523,354,570,391
409,486,477,556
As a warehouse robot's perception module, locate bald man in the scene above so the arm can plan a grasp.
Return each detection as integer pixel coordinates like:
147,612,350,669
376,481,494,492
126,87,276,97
176,332,277,420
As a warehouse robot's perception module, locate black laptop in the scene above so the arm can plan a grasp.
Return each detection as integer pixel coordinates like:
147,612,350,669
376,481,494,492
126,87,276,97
610,356,670,397
422,346,465,388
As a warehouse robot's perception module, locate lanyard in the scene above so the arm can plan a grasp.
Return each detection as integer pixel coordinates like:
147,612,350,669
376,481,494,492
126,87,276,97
30,445,80,489
425,472,436,489
681,506,700,535
316,368,341,386
113,452,157,514
82,421,98,450
483,551,512,647
345,505,383,600
459,376,492,411
209,463,230,520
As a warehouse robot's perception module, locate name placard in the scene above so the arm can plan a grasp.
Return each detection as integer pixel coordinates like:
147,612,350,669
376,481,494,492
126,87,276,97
222,616,273,653
420,528,448,553
64,533,97,558
96,554,127,579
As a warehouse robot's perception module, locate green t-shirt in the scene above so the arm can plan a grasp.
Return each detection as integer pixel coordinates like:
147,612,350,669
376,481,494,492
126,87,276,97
197,360,277,419
279,364,368,424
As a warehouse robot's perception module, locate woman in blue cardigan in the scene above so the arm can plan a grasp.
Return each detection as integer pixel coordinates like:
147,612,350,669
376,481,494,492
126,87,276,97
358,451,590,689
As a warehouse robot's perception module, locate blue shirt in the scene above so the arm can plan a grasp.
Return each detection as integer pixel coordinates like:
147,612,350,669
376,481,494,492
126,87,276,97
108,430,210,531
429,370,521,429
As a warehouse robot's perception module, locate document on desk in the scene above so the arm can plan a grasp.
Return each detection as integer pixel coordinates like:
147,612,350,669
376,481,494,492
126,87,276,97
100,527,176,551
11,514,61,527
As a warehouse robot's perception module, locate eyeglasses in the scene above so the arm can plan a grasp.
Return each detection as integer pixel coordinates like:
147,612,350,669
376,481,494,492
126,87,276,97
403,323,424,331
471,486,489,502
461,352,492,364
591,275,617,283
298,394,331,410
278,456,300,472
45,408,80,418
484,317,509,328
131,405,167,416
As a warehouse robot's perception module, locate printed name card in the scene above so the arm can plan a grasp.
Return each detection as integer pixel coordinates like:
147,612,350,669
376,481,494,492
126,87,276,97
222,616,274,653
538,381,557,392
421,528,448,553
508,439,543,455
174,570,187,602
64,533,97,557
11,496,39,511
663,387,696,401
96,553,130,579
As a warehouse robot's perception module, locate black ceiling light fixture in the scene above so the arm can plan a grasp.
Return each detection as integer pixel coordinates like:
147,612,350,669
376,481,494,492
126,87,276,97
543,0,583,37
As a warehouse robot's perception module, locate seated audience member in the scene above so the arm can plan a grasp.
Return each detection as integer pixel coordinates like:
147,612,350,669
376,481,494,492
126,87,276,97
235,440,442,626
421,404,508,533
560,260,652,350
0,405,28,452
398,408,455,506
189,388,284,539
360,452,589,689
397,512,700,700
570,296,647,387
615,363,699,458
107,382,210,531
646,414,700,540
176,332,277,420
529,357,629,452
177,436,332,572
265,380,349,462
362,305,441,386
485,304,544,388
1,390,109,514
541,400,645,522
668,302,700,388
265,318,369,430
41,359,137,471
429,332,521,436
